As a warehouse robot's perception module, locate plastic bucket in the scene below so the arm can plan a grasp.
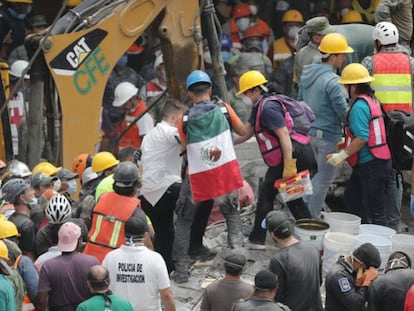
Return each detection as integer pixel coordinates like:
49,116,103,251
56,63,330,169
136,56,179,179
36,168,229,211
359,224,396,240
322,232,355,278
391,234,414,264
294,219,330,254
354,233,392,273
323,212,361,235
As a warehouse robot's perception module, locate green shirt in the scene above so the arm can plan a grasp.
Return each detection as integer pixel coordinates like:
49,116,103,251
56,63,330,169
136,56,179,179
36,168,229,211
95,175,114,202
76,294,133,311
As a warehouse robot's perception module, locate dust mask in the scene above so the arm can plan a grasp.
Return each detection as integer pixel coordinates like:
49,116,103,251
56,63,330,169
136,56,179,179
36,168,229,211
236,17,250,32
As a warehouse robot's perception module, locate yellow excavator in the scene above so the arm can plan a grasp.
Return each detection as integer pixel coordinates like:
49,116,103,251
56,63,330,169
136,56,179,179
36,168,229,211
0,0,228,169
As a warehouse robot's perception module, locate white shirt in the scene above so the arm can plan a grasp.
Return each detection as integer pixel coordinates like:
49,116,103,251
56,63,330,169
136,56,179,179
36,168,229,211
137,113,155,136
102,244,171,311
141,121,182,205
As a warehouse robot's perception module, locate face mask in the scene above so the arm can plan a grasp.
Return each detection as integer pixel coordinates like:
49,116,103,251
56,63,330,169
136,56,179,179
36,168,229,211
236,17,250,32
53,178,61,192
116,56,128,68
221,51,232,62
67,179,78,196
204,51,212,64
287,26,300,40
241,94,254,107
249,4,258,15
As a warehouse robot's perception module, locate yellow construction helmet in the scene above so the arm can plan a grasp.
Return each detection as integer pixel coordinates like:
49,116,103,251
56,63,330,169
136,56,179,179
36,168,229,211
0,219,20,239
282,9,304,23
338,63,374,84
6,0,32,3
32,162,61,177
91,151,119,173
319,33,354,54
67,0,81,7
341,10,363,24
237,70,268,95
0,240,9,260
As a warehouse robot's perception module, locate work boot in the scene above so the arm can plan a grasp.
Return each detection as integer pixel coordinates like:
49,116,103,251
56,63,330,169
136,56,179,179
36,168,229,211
170,262,189,284
188,246,217,261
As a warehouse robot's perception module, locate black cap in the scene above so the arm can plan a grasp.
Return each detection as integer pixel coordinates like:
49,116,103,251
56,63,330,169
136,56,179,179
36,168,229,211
125,216,149,237
224,252,246,269
254,270,278,290
353,243,381,268
261,211,292,238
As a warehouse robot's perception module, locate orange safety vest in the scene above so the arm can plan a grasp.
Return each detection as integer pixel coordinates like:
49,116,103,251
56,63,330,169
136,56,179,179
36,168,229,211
83,192,139,262
116,98,147,148
14,255,35,311
372,52,413,113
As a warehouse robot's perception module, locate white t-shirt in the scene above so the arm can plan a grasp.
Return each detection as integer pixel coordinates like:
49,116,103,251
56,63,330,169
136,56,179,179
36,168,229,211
102,244,170,311
137,113,155,136
141,121,182,205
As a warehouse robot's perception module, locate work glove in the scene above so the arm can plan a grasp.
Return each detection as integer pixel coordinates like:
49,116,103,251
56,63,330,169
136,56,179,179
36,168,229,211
355,267,365,287
362,267,378,287
282,158,297,179
326,150,348,167
411,194,414,217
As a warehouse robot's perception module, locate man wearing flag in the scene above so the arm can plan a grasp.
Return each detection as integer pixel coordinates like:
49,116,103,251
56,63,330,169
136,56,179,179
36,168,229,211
170,70,247,284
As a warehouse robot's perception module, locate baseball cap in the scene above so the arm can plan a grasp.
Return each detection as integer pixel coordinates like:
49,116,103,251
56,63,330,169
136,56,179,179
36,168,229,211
58,222,81,252
224,252,246,269
261,210,292,238
353,243,381,268
254,270,278,290
56,168,78,180
31,172,56,187
306,16,335,35
125,216,149,237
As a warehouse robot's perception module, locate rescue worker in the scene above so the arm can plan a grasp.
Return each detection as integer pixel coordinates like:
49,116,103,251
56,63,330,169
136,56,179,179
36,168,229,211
0,240,16,310
31,161,61,177
83,161,152,262
146,54,167,100
327,63,392,225
325,243,380,311
92,151,119,202
56,168,79,202
71,153,93,180
298,33,353,219
235,70,314,249
368,251,414,311
112,81,154,150
361,21,414,231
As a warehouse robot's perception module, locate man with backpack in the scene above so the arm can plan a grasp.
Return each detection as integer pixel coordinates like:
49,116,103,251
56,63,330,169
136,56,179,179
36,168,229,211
235,70,315,250
361,21,414,231
171,70,247,283
298,33,354,219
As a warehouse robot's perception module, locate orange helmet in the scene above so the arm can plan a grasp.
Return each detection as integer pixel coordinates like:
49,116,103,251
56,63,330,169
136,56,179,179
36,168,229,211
232,3,252,19
242,26,264,41
72,153,92,178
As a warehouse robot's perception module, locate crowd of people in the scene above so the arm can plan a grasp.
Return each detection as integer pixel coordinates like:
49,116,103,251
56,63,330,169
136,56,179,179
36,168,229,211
1,0,414,310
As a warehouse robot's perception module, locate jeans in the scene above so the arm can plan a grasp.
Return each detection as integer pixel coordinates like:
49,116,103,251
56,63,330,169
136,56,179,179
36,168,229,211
384,170,403,231
344,158,392,226
172,176,244,273
307,136,338,219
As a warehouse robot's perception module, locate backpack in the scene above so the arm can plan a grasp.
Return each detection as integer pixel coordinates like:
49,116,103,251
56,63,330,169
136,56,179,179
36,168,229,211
383,109,414,170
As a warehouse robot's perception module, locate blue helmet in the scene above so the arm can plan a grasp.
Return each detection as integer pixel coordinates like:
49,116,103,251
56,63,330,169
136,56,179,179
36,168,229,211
186,70,212,90
221,34,232,49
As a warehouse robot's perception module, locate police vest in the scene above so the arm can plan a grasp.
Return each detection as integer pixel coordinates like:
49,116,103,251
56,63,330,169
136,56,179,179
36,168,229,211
371,52,413,113
345,94,391,167
14,255,35,311
116,98,147,148
83,192,138,262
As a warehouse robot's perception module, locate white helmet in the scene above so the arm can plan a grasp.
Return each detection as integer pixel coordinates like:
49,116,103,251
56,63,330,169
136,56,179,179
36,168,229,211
45,194,71,224
112,82,138,107
9,60,30,79
81,167,98,185
373,22,399,45
6,160,32,178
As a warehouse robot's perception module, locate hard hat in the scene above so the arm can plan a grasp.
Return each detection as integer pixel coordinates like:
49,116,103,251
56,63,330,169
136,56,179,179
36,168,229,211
113,161,139,187
28,14,48,28
81,167,98,185
72,153,92,177
319,33,354,54
6,0,32,3
91,151,119,173
221,34,232,49
282,9,304,23
338,63,374,84
9,60,29,79
186,70,212,90
45,194,71,224
32,162,61,176
242,26,264,40
67,0,81,7
373,22,399,45
237,70,268,95
6,160,31,178
341,10,363,24
232,3,252,19
31,172,55,188
113,82,138,107
0,240,9,260
0,220,19,239
1,178,30,203
56,168,78,180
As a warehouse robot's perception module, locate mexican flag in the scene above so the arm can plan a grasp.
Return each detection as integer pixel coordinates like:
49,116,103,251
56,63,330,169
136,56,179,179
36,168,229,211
187,106,243,202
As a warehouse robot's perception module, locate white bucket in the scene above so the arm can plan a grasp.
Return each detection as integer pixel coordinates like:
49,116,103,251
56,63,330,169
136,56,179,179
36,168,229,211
391,234,414,264
354,233,392,273
359,224,396,240
322,232,355,278
294,219,330,254
323,212,361,235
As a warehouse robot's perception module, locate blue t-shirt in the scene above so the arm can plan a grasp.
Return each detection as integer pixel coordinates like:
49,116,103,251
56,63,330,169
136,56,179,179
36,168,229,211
348,98,374,164
249,97,286,132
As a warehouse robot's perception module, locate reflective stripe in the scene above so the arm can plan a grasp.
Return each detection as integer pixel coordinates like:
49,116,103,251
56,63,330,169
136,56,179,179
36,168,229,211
273,52,291,62
372,118,381,145
258,132,272,150
90,215,103,242
109,221,122,248
372,73,411,86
